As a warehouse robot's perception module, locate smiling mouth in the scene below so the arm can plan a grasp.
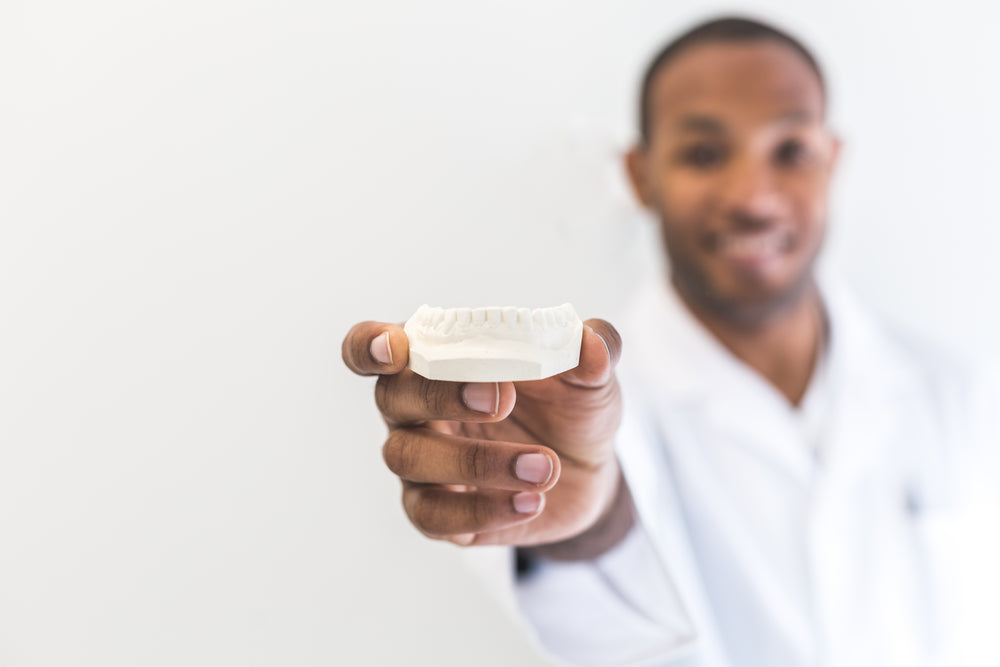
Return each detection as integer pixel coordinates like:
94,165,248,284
710,228,792,262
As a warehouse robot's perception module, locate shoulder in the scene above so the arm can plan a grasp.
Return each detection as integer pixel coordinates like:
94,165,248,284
826,276,998,477
821,273,980,405
877,318,976,399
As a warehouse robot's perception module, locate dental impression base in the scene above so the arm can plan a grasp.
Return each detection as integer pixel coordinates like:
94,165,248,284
404,303,584,382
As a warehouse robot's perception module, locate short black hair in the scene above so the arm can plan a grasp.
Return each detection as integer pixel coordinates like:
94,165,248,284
638,16,826,144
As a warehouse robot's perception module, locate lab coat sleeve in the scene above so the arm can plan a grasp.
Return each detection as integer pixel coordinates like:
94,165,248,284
459,512,699,667
459,363,708,664
505,369,709,666
513,517,699,666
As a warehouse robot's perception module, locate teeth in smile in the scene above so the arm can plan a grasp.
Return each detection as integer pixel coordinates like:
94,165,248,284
718,230,788,257
404,303,584,382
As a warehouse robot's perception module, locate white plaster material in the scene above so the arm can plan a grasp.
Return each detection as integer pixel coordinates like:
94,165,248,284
403,303,584,382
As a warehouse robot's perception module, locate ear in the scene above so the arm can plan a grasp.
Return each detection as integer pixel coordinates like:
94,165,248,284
826,132,843,171
624,146,655,210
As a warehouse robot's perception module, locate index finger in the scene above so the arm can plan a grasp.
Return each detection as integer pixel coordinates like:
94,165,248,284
342,321,410,376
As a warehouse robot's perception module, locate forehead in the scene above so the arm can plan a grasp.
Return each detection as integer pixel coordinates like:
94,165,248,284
648,40,825,132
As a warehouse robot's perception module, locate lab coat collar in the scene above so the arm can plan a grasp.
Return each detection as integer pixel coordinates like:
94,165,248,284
623,270,911,405
620,268,920,483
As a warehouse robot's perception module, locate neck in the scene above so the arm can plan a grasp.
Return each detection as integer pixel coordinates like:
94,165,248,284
674,277,827,406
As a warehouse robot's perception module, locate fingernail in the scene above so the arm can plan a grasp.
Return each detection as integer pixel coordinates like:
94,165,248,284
462,382,498,414
515,453,553,485
512,492,542,514
370,332,392,365
589,325,611,364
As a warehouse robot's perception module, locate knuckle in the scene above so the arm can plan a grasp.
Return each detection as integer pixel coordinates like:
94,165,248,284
373,374,392,414
381,431,412,477
470,493,494,530
460,442,497,484
419,378,451,416
411,494,443,535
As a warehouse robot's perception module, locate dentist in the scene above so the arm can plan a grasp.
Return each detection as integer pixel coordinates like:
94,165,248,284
342,16,998,666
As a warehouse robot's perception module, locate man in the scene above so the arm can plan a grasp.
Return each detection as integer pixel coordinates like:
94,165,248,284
342,17,997,666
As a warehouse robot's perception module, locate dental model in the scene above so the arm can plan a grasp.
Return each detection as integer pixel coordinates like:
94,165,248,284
404,303,584,382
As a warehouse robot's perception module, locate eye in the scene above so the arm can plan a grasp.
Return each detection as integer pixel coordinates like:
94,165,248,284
679,143,726,169
774,138,810,167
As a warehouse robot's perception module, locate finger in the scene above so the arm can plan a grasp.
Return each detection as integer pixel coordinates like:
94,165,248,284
402,483,544,538
560,318,623,388
383,427,560,491
342,321,409,376
375,372,516,426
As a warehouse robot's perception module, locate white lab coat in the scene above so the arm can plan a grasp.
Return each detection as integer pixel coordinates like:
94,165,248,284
465,273,1000,667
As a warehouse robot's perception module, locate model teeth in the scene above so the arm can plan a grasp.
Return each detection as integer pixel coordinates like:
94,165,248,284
404,303,585,382
411,304,579,333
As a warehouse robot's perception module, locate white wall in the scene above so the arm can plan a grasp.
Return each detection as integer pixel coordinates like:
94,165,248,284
1,1,997,665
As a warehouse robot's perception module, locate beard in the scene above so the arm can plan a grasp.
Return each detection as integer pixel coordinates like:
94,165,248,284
660,225,825,331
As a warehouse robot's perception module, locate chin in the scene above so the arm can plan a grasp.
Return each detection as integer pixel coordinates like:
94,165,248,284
677,263,816,326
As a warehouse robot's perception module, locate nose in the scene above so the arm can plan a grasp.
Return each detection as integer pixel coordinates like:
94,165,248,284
720,156,783,227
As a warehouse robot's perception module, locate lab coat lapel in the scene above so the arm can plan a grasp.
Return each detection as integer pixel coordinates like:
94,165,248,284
807,275,932,666
620,273,930,665
627,275,817,485
620,277,824,663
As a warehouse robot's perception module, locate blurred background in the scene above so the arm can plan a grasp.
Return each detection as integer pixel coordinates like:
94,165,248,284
2,0,998,665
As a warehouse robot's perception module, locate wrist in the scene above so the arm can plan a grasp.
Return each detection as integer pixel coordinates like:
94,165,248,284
519,462,635,562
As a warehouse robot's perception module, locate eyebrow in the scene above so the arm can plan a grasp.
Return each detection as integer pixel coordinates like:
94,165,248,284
774,109,814,125
675,109,816,133
677,115,725,133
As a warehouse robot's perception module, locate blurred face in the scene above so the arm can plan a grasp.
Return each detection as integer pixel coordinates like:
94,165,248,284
627,40,840,323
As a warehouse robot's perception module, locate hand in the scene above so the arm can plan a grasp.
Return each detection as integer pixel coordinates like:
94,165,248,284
342,318,630,553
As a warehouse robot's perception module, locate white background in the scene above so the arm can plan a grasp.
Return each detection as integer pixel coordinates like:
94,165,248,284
2,1,998,665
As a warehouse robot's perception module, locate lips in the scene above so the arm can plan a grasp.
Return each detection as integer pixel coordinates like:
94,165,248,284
709,227,792,265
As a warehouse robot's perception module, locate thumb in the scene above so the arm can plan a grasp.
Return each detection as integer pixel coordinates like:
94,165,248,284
560,319,622,388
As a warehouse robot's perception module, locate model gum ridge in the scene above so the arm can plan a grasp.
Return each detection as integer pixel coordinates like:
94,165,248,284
404,303,584,382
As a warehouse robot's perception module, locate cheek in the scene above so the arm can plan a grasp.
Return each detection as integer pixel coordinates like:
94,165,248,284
657,172,714,228
779,171,831,229
802,193,830,242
